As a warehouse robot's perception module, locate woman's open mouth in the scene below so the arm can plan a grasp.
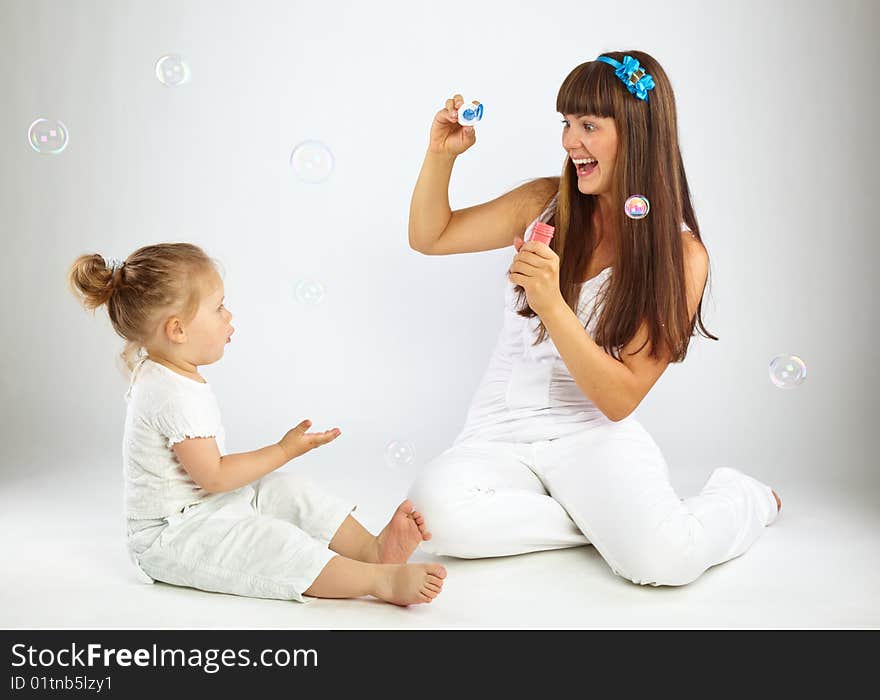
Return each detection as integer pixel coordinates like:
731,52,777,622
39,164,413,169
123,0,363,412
573,158,598,177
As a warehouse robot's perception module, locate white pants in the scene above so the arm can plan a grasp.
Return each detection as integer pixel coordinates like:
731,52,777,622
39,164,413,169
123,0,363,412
126,472,356,602
407,417,779,586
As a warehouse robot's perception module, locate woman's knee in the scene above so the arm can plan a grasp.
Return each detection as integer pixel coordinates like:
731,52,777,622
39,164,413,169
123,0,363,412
606,534,706,587
407,471,482,557
407,473,457,531
614,559,703,587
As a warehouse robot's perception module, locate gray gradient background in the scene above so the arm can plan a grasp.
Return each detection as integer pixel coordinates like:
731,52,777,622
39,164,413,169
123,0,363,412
1,0,878,626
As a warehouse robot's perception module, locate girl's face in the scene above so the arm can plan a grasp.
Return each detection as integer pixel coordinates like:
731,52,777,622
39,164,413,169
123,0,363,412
561,113,618,196
182,272,234,365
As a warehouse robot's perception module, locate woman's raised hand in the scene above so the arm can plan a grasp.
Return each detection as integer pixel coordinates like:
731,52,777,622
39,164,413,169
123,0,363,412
428,94,478,157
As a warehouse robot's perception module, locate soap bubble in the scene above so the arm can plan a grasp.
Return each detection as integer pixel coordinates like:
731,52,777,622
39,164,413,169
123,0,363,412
769,354,806,389
28,119,69,154
385,440,415,468
294,279,326,305
624,194,650,219
290,140,334,183
155,54,191,86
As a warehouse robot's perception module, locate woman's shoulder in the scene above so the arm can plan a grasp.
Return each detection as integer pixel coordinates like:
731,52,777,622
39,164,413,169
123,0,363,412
681,230,710,297
529,176,559,203
517,177,560,224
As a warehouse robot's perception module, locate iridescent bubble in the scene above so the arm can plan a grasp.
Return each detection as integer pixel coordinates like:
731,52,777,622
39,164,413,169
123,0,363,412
385,440,416,468
289,140,334,183
28,118,69,154
769,354,807,389
624,194,650,219
155,54,191,87
294,279,326,305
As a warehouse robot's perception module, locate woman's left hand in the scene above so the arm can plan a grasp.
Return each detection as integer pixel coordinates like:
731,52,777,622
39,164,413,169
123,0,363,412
508,237,565,317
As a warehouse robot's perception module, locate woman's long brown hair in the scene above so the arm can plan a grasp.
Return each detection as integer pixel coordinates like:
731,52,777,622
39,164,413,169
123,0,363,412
516,50,718,362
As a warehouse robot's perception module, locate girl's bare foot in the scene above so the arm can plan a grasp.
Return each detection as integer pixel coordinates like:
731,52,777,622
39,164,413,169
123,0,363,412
374,563,447,606
772,489,782,512
374,499,431,564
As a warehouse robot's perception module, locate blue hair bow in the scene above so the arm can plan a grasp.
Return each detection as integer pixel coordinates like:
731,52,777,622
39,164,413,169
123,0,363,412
596,55,655,102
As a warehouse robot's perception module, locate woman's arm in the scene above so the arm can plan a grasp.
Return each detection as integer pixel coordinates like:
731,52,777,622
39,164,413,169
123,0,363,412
408,93,557,255
542,237,710,420
510,234,710,421
410,170,558,256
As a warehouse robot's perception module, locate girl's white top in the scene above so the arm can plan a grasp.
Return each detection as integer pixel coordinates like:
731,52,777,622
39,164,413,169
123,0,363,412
453,195,691,445
122,357,227,520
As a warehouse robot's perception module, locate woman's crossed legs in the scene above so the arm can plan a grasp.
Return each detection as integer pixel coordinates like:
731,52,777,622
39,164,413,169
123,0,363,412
407,418,779,586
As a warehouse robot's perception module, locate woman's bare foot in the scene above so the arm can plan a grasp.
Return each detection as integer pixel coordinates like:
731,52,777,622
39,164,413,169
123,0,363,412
772,489,782,512
373,563,447,606
373,500,431,564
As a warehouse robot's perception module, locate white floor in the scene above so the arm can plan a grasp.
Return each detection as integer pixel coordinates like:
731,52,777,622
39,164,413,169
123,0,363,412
2,458,878,629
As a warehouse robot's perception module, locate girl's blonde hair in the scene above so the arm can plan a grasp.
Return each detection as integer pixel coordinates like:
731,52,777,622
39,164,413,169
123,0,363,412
68,243,217,369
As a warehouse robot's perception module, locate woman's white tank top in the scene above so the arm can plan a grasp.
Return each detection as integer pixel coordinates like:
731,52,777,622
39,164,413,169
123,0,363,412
452,195,691,445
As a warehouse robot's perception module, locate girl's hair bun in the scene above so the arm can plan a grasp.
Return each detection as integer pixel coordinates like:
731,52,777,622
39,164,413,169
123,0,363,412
68,253,122,310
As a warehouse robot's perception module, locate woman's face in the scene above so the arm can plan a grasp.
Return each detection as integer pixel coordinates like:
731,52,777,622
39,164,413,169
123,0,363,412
561,113,618,197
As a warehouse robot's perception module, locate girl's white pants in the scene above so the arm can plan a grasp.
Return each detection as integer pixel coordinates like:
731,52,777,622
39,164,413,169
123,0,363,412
407,417,778,586
126,472,356,602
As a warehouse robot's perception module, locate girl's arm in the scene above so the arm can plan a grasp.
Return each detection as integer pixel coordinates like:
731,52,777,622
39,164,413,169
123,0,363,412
172,420,340,493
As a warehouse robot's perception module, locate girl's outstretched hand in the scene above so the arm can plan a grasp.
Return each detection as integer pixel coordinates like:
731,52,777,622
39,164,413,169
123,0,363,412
428,93,477,157
278,420,341,460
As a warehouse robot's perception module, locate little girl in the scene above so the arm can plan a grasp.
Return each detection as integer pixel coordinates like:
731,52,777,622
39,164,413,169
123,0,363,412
69,242,446,606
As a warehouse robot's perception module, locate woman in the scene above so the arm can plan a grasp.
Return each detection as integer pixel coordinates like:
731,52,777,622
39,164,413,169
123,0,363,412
406,51,781,587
